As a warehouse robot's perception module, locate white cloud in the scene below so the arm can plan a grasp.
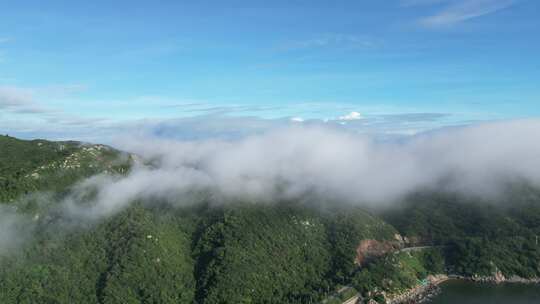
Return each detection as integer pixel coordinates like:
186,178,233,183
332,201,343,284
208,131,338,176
54,119,540,222
0,86,35,109
418,0,515,27
290,117,304,122
338,111,363,121
0,85,89,112
280,34,377,51
0,85,110,132
0,90,52,115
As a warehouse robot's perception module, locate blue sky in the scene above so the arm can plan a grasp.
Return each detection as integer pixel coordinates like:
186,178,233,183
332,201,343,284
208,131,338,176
0,0,539,140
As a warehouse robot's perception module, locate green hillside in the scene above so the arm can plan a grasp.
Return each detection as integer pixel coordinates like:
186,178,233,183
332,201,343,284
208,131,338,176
0,201,397,304
0,204,197,304
0,200,397,303
382,190,540,278
0,135,131,204
0,136,399,304
3,136,540,304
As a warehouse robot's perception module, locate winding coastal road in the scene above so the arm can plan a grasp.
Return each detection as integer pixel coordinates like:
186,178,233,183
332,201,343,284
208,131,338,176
399,245,435,253
342,295,360,304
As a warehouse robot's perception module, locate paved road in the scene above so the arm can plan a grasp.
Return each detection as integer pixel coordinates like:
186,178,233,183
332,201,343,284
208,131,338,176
342,295,360,304
336,286,350,293
399,246,434,253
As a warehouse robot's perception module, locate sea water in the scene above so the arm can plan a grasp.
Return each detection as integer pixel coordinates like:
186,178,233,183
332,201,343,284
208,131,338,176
430,280,540,304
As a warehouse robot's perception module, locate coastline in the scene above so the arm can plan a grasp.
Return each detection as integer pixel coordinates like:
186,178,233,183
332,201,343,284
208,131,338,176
462,273,540,284
385,275,448,304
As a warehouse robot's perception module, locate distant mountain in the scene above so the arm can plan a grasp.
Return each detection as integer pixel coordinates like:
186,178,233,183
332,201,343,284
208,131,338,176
1,136,540,304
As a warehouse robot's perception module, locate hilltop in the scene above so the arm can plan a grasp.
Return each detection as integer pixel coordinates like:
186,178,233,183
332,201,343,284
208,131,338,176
0,135,132,203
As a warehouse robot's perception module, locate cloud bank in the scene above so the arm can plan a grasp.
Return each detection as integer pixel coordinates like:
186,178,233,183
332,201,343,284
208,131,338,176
57,119,540,221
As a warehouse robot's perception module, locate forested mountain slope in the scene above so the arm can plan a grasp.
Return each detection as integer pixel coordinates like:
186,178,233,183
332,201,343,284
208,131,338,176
0,135,131,203
0,136,399,304
2,136,540,304
382,190,540,278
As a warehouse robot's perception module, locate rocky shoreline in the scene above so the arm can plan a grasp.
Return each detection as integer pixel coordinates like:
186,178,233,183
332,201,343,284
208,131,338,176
384,275,447,304
463,271,540,284
385,284,440,304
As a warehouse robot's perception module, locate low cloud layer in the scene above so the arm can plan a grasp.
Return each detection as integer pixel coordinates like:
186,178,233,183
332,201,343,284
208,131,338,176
60,119,540,220
0,205,33,256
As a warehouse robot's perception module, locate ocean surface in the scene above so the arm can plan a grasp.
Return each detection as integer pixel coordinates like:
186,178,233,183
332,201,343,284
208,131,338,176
430,280,540,304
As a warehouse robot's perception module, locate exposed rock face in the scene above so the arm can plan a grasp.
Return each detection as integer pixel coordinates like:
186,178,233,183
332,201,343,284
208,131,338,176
393,233,406,244
470,271,540,284
494,270,506,283
404,235,423,246
355,239,397,266
384,275,447,304
506,275,540,283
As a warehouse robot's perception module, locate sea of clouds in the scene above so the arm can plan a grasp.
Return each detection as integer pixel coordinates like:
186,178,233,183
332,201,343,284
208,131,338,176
67,119,540,217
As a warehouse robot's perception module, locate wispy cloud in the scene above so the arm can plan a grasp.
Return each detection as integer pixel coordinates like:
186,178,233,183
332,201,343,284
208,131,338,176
400,0,446,7
407,0,516,27
338,111,363,121
0,37,10,62
0,85,89,113
0,85,111,133
0,86,42,113
280,34,378,51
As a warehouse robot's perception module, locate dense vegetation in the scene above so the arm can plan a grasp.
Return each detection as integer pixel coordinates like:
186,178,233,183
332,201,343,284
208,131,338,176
0,135,130,203
0,201,396,304
351,249,445,301
383,190,540,279
0,204,197,304
193,203,397,303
